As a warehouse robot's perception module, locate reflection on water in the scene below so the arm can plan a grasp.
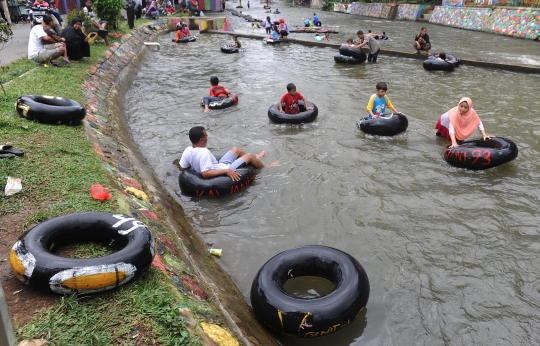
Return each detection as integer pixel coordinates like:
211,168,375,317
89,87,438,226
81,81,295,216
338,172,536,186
124,4,540,345
283,276,336,298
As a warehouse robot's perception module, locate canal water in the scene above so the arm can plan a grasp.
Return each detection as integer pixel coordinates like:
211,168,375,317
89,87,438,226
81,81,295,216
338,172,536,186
124,3,540,345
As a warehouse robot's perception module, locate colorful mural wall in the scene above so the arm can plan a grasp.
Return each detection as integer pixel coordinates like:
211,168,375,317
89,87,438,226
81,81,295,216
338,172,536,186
347,2,397,19
430,6,539,39
396,4,429,21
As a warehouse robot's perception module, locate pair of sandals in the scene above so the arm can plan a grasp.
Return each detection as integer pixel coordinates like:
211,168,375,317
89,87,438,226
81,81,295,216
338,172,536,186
0,145,25,159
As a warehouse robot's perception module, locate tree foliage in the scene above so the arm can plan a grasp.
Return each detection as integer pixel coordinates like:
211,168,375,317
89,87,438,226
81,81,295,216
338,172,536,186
94,0,124,29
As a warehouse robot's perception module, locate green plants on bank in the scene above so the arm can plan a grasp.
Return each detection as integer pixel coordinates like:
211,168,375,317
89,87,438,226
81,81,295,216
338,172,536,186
16,269,202,345
94,0,125,29
0,19,215,345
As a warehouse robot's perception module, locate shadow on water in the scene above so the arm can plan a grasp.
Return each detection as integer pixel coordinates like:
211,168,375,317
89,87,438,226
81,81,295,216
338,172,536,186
125,3,540,345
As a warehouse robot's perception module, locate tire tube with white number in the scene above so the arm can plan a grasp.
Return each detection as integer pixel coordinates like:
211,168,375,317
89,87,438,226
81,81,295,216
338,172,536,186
9,212,155,294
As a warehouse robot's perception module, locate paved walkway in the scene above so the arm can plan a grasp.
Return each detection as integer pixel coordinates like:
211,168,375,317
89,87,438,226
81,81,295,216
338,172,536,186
0,22,31,65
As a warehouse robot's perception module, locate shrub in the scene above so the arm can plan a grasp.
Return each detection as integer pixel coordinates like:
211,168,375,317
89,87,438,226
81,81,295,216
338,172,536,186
66,9,94,34
94,0,124,29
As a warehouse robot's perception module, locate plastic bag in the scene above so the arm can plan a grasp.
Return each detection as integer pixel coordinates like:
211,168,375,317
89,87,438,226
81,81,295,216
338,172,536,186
5,177,22,196
200,10,204,16
90,184,113,201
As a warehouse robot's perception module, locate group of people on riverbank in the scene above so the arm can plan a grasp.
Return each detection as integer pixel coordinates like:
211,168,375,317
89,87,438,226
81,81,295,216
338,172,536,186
27,0,110,66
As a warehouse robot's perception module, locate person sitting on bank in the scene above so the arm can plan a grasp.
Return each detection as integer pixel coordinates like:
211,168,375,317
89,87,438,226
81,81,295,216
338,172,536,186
179,126,278,181
413,27,431,56
28,15,70,66
83,0,110,46
60,18,94,61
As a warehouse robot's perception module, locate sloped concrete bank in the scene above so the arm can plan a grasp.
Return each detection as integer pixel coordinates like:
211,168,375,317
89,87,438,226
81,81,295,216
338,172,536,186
208,30,540,74
81,22,278,346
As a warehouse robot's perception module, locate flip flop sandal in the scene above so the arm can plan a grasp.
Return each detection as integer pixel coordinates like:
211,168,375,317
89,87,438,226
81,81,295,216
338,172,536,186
0,145,25,156
0,153,15,159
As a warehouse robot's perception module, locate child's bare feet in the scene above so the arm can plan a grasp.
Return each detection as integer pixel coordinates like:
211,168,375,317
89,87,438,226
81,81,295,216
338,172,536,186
267,160,280,167
203,108,209,113
256,151,266,159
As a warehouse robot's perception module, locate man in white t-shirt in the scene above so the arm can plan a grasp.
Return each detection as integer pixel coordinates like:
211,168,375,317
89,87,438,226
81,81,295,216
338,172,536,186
179,126,278,181
28,14,69,65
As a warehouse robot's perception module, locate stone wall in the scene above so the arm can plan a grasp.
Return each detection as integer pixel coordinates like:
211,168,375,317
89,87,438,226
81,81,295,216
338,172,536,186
396,4,429,20
348,2,397,18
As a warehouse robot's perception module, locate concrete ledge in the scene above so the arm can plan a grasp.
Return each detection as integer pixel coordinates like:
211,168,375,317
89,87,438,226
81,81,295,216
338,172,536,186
208,30,540,74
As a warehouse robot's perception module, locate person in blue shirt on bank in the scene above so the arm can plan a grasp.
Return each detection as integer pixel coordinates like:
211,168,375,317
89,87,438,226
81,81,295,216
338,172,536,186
313,13,321,26
366,82,403,119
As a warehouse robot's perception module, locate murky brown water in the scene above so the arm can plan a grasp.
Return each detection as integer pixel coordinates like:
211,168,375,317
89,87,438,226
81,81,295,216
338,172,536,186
124,3,540,345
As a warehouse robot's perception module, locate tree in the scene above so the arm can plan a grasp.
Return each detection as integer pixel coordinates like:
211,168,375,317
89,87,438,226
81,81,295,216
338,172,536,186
94,0,124,29
0,21,14,95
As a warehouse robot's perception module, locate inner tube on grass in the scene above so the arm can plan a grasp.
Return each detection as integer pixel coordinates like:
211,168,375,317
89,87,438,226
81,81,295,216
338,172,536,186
9,212,155,294
338,45,367,64
200,93,239,109
357,113,409,136
15,95,86,125
268,101,318,124
443,136,518,170
250,245,370,338
179,164,256,197
221,44,240,53
423,57,455,71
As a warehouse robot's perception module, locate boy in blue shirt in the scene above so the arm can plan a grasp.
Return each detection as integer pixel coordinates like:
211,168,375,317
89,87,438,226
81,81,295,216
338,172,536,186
366,82,403,119
270,25,279,40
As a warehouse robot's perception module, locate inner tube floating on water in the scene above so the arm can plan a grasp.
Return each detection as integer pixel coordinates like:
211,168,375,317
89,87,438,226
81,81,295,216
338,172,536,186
179,165,256,197
334,54,362,65
9,212,155,294
423,57,455,72
199,93,239,109
263,38,286,44
250,245,370,338
268,101,318,124
357,113,409,136
15,95,86,125
221,44,240,53
172,36,196,43
443,136,518,170
338,45,367,64
263,5,271,9
433,53,460,67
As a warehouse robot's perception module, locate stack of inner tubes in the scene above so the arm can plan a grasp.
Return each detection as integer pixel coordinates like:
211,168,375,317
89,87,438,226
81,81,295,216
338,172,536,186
334,45,367,65
221,44,239,53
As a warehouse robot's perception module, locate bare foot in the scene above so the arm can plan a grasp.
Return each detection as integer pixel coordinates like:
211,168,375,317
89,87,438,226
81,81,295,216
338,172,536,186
256,151,266,159
203,109,209,113
267,160,280,167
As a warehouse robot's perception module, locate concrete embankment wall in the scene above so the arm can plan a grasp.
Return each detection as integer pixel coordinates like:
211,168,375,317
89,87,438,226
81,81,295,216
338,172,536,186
83,21,279,346
328,2,539,40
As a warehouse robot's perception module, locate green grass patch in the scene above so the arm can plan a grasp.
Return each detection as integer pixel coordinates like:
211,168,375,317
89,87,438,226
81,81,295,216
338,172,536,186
2,19,205,345
16,269,202,346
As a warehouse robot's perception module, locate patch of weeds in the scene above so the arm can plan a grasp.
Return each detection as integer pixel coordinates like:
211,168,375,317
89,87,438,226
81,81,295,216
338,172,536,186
17,269,202,345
